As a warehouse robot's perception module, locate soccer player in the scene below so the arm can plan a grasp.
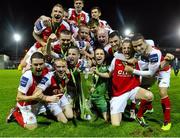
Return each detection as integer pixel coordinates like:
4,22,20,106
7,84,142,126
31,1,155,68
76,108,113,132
104,31,122,57
90,47,109,121
66,46,81,116
68,0,89,26
88,18,100,41
103,31,123,65
6,52,61,130
33,4,70,48
91,6,111,29
45,30,73,59
75,25,94,59
93,39,154,126
35,58,73,123
18,43,42,73
125,33,172,131
97,28,109,47
66,46,93,119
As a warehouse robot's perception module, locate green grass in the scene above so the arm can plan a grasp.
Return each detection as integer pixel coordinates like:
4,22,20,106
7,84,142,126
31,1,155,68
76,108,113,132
0,70,180,137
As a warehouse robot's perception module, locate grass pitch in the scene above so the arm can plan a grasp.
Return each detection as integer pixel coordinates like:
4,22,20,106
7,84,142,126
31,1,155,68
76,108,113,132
0,70,180,137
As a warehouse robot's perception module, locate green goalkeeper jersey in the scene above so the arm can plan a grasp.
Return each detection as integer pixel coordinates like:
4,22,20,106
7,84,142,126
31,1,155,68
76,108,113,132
91,65,109,98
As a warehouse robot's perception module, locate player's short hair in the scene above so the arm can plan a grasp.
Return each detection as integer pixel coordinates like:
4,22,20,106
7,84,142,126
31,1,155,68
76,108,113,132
77,24,90,35
60,30,72,36
91,6,101,13
30,52,45,62
122,38,131,45
54,58,67,66
131,33,145,42
74,0,84,3
52,3,64,10
108,31,120,39
68,46,80,54
78,24,89,31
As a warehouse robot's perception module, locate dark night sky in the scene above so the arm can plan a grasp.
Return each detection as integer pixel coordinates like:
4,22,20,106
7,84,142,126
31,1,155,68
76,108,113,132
0,0,180,59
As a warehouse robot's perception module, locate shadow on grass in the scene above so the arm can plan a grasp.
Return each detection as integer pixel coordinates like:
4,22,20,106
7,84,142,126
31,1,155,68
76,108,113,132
145,116,163,125
38,121,51,126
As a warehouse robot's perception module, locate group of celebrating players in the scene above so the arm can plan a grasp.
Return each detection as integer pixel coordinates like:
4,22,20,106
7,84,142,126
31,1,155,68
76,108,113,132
6,0,175,131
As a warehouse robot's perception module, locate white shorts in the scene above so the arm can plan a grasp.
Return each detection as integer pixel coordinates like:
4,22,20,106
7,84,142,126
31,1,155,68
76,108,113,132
47,94,70,116
157,69,171,88
110,87,140,115
17,103,43,125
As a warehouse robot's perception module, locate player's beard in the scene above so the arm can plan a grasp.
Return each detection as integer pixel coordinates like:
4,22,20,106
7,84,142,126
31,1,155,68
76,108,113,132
67,57,75,65
32,68,42,76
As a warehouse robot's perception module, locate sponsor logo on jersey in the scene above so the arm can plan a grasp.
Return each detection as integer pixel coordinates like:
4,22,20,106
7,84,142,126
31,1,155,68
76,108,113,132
81,16,84,21
40,77,48,85
149,54,158,63
35,20,44,31
29,116,34,121
20,76,29,87
117,70,132,77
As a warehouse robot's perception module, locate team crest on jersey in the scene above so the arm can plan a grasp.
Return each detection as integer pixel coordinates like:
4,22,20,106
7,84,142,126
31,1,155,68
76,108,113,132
149,54,158,63
29,116,34,121
20,76,29,87
81,16,84,21
40,77,48,85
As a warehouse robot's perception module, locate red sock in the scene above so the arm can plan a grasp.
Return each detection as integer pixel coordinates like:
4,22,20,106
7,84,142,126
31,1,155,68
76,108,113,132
137,99,147,118
13,109,25,127
161,97,171,123
146,101,153,110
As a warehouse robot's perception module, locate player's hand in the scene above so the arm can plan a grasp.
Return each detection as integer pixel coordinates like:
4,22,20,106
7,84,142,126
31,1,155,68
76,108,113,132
164,53,174,61
48,33,57,41
40,41,47,48
66,68,70,74
90,87,95,93
32,90,44,100
46,94,63,103
124,65,134,74
91,66,97,73
79,48,86,55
